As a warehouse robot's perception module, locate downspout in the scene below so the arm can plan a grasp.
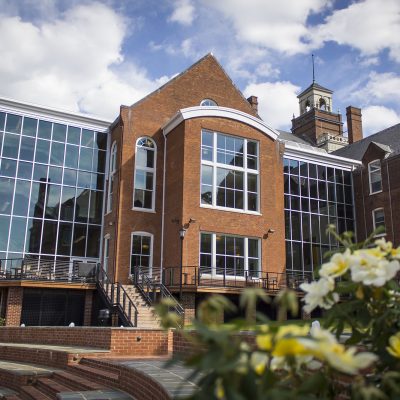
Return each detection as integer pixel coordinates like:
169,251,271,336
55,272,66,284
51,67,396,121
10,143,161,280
386,159,395,244
160,132,167,284
360,166,368,241
350,166,358,241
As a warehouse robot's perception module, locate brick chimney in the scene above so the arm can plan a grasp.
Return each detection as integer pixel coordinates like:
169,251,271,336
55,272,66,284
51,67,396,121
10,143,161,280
247,96,258,113
346,106,363,144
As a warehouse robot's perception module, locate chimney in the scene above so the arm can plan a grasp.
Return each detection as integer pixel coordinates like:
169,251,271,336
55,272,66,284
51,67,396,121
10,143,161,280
247,95,258,113
346,106,363,144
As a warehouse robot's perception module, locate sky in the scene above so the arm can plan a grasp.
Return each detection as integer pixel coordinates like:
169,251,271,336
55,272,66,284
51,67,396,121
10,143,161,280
0,0,399,136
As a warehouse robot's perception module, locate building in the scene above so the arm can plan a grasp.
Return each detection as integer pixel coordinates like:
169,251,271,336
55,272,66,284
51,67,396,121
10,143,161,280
0,54,362,326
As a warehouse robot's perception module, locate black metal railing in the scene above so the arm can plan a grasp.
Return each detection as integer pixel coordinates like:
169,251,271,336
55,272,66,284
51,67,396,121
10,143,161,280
131,266,184,320
0,257,96,282
96,265,138,327
162,266,313,291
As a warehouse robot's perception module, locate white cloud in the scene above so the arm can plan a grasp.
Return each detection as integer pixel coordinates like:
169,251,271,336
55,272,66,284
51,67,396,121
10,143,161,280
244,81,300,129
168,0,195,26
204,0,330,55
255,63,280,79
354,72,400,103
310,0,400,62
362,106,400,136
0,2,161,119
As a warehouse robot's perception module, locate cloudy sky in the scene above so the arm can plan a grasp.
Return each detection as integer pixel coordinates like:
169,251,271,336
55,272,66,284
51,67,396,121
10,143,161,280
0,0,399,136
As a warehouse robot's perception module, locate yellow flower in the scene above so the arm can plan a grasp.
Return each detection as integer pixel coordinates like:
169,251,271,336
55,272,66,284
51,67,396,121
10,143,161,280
215,378,225,399
387,333,400,358
276,324,310,339
272,337,311,357
250,352,269,375
256,333,272,351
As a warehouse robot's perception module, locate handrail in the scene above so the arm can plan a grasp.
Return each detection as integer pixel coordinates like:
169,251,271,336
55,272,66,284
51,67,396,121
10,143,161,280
132,266,184,318
96,265,138,327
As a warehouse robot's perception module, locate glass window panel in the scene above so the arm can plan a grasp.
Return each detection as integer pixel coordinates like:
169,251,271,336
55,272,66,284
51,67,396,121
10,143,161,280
0,215,10,251
289,159,299,174
81,129,94,147
285,241,292,270
247,141,257,156
35,139,50,164
291,196,300,210
72,224,87,257
19,136,35,161
65,145,79,169
63,168,77,186
283,158,290,174
0,158,17,177
344,185,352,204
77,171,92,188
311,214,320,243
317,165,326,180
200,233,212,253
309,179,318,198
13,180,31,216
310,199,318,213
290,176,299,195
248,173,257,192
6,114,22,134
29,182,45,218
292,242,302,271
41,220,58,254
309,164,317,179
48,166,62,184
248,239,258,258
202,146,213,161
0,112,5,131
202,131,213,147
93,150,106,173
57,222,72,255
52,123,66,142
319,200,328,215
343,171,351,185
45,184,61,219
50,142,65,166
8,217,26,252
75,188,89,223
22,117,37,137
303,243,312,271
236,191,245,209
301,197,309,212
285,210,291,239
95,132,107,151
202,165,213,185
299,162,308,177
79,147,93,171
320,216,329,244
60,187,75,221
25,218,42,254
346,205,353,220
33,164,47,181
131,235,141,254
91,173,104,191
2,133,20,158
336,185,344,203
328,182,336,202
216,187,226,207
89,190,102,224
17,161,33,180
300,177,309,197
37,120,52,139
291,211,301,241
302,213,311,242
87,225,101,257
201,185,212,205
67,126,81,145
142,236,151,255
318,181,327,200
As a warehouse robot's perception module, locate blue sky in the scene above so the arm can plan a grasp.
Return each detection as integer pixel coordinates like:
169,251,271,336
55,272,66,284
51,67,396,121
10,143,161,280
0,0,399,136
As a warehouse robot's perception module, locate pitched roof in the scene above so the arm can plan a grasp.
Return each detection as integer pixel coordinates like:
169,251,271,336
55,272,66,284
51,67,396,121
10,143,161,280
297,82,333,98
333,123,400,160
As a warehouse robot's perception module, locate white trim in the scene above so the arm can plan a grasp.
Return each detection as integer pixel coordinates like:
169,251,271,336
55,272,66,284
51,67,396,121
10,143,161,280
132,137,157,212
372,208,386,235
0,96,111,131
106,141,117,213
103,234,110,273
283,142,361,170
162,106,279,140
130,231,153,277
368,159,382,195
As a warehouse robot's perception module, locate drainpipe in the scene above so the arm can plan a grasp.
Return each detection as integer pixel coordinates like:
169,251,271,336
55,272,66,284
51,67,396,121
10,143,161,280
386,160,395,244
360,166,368,241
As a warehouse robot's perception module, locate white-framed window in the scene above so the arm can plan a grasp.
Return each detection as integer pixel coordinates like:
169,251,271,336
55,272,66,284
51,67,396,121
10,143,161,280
133,137,156,211
103,234,110,272
372,208,386,235
368,160,382,194
106,141,117,213
130,231,153,276
200,99,217,107
201,130,259,213
199,232,260,278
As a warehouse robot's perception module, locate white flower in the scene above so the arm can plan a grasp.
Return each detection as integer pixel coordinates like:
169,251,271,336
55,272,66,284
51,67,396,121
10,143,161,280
300,278,338,313
350,251,400,287
319,249,351,279
375,238,393,253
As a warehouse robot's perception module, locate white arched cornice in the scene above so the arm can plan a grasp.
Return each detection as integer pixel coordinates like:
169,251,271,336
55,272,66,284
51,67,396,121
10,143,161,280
162,106,279,140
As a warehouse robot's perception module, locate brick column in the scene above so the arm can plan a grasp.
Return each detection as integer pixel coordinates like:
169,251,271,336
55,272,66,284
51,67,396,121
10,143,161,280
181,293,196,326
83,290,94,326
5,287,23,326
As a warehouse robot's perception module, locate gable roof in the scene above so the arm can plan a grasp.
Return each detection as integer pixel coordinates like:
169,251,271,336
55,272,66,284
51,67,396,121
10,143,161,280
297,82,333,98
333,123,400,161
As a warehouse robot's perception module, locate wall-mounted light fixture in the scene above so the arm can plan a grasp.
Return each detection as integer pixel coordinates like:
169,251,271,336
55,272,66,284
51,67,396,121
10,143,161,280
263,228,275,239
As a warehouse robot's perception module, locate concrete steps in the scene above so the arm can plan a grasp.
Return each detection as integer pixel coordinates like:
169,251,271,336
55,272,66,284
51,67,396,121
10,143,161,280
19,385,52,400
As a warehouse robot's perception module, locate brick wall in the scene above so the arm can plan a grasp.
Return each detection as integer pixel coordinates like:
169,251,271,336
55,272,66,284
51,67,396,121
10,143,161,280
5,287,23,326
83,290,93,326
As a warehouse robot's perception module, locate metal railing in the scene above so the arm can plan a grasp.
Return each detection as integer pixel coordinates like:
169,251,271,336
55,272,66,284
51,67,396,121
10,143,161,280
162,266,313,291
131,266,184,319
0,257,96,282
96,265,138,327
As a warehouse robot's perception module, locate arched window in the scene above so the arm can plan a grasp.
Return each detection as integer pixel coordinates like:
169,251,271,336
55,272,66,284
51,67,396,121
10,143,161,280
305,100,311,112
319,98,327,110
133,137,156,211
200,99,217,107
107,141,117,213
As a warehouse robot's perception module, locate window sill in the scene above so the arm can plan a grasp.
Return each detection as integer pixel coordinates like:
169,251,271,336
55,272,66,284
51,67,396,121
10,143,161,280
200,204,261,216
373,232,386,238
369,190,382,195
131,207,156,213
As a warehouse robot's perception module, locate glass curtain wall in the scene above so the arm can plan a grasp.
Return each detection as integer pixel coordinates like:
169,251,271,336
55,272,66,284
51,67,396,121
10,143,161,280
284,158,354,276
0,110,107,270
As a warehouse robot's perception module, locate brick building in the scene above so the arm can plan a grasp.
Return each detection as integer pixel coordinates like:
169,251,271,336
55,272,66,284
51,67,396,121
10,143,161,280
0,54,362,326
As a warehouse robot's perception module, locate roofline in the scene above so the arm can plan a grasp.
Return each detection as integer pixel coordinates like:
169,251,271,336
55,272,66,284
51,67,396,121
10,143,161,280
0,95,112,131
283,141,362,170
297,83,333,99
162,106,279,140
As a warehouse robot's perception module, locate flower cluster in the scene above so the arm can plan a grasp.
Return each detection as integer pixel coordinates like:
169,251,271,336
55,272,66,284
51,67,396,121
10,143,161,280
255,324,377,375
300,239,400,313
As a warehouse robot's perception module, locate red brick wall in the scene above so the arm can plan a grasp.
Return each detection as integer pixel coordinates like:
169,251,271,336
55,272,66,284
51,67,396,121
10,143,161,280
5,287,23,326
83,290,93,326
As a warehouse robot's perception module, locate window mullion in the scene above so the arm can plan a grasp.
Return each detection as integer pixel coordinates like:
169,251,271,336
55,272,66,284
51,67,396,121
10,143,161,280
212,233,216,276
244,237,248,276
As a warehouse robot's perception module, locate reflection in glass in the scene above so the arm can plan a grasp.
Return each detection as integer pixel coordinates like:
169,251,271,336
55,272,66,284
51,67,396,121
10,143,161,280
89,190,102,224
29,181,46,218
57,223,72,255
60,187,75,221
37,120,52,139
22,118,37,137
45,184,61,219
8,217,26,252
63,168,77,186
48,166,62,184
65,145,79,169
72,224,87,256
0,177,14,214
33,164,47,181
25,218,42,254
0,215,10,251
35,139,50,163
52,123,66,142
17,161,33,180
67,126,81,145
81,129,94,147
13,180,31,216
19,136,35,161
2,133,20,158
86,225,100,257
75,188,89,223
50,142,65,166
6,114,22,134
79,147,93,171
0,158,17,177
41,220,58,254
0,112,5,130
